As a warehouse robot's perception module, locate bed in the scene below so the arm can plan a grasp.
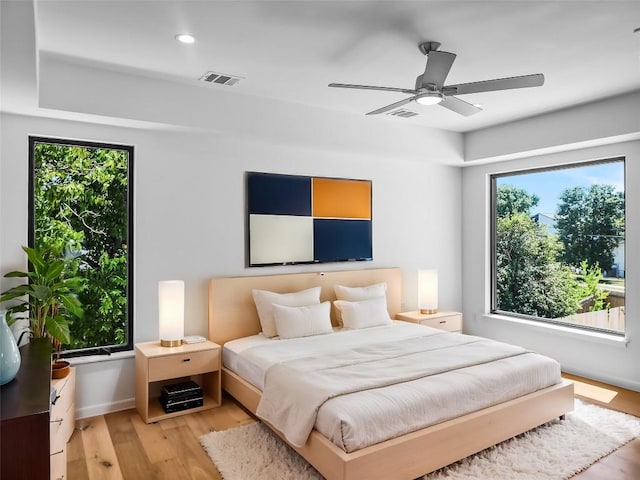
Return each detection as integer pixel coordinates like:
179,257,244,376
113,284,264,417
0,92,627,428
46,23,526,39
208,268,574,480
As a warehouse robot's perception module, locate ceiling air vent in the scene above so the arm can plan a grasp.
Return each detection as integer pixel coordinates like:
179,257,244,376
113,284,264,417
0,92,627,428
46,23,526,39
199,71,243,86
386,109,418,118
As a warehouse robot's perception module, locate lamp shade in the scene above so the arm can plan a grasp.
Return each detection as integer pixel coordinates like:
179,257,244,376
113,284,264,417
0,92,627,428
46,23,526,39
159,280,184,347
418,270,438,314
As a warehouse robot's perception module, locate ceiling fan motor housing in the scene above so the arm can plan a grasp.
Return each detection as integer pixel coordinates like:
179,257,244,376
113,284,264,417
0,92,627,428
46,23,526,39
418,41,441,55
415,75,441,91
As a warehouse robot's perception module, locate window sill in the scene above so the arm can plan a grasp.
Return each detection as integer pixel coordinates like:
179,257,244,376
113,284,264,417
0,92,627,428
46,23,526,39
483,313,629,348
67,349,134,366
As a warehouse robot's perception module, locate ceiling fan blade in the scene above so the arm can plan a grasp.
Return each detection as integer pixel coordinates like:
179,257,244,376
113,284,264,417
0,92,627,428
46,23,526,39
366,95,420,115
439,96,483,117
329,83,417,95
444,73,544,95
421,51,456,89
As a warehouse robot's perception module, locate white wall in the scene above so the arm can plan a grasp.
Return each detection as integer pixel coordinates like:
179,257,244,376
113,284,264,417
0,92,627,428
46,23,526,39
462,140,639,391
1,111,463,417
464,90,640,163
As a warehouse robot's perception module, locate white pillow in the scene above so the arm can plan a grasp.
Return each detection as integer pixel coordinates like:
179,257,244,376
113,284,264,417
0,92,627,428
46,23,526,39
252,287,321,338
272,302,333,339
334,282,387,301
333,297,392,329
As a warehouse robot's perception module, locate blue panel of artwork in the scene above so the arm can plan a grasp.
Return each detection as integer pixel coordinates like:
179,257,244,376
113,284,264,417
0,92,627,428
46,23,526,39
313,219,372,262
247,172,311,216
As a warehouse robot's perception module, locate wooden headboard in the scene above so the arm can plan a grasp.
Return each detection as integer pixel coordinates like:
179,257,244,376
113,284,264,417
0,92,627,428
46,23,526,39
208,268,402,345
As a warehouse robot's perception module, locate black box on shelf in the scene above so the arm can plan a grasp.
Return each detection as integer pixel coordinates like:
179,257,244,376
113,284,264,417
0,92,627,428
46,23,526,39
160,381,202,400
159,380,204,413
159,395,204,414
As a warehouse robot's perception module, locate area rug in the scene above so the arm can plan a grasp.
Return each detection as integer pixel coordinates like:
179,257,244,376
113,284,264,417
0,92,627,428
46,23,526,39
200,400,640,480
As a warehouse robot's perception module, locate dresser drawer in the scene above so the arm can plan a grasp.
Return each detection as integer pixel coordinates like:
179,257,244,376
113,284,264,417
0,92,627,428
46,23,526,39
148,348,219,382
50,445,67,480
51,367,76,452
419,314,462,332
51,370,75,420
50,401,75,452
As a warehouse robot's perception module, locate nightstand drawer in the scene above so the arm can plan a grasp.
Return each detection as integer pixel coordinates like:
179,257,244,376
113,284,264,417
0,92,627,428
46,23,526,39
420,314,462,332
148,349,219,382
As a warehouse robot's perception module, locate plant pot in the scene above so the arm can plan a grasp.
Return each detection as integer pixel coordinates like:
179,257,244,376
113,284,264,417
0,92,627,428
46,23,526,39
51,360,71,379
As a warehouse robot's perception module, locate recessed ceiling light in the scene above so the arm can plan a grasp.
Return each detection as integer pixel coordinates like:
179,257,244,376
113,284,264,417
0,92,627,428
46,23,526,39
175,34,195,44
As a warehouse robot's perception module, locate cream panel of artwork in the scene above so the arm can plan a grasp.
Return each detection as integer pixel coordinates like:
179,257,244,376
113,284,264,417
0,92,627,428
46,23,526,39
249,214,314,265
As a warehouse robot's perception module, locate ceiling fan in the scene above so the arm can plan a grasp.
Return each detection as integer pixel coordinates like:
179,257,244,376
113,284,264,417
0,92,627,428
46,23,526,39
328,41,544,117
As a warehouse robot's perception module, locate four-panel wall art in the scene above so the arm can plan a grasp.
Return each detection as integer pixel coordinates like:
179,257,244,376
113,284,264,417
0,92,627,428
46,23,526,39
246,172,373,266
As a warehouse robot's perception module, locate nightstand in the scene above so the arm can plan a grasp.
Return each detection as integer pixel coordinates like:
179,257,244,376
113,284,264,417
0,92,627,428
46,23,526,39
396,311,463,332
135,340,221,423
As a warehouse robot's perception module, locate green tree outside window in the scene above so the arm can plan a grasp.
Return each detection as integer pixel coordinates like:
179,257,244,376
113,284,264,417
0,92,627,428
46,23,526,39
32,140,131,351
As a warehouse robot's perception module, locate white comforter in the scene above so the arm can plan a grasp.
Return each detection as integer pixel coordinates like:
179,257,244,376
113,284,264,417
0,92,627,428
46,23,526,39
226,323,561,452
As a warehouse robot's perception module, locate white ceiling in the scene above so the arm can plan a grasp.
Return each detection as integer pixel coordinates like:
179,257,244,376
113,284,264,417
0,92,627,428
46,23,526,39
32,1,640,132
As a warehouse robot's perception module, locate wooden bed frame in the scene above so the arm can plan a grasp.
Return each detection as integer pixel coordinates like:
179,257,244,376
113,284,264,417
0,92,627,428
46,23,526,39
208,268,575,480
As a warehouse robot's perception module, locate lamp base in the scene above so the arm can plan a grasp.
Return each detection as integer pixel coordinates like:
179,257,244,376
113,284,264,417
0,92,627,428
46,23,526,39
160,339,183,347
420,308,438,315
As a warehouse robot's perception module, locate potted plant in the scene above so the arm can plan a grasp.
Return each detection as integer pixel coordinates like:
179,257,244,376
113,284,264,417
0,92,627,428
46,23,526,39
0,246,84,376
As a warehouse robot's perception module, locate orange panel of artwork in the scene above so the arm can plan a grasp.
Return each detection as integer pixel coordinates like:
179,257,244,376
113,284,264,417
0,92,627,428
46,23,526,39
312,178,371,219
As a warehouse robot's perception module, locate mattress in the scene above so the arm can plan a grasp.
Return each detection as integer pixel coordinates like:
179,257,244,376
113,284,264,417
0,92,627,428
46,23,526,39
223,322,562,452
223,322,430,390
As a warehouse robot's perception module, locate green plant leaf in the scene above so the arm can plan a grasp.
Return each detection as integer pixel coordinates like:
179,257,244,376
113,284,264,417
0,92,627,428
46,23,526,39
0,286,32,302
63,277,85,291
45,315,71,345
45,260,65,281
31,285,52,301
5,303,29,314
22,246,45,272
5,311,16,325
25,271,41,281
60,294,84,318
3,271,28,278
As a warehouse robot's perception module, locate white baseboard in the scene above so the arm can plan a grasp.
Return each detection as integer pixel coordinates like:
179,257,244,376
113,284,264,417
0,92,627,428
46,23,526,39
76,397,136,420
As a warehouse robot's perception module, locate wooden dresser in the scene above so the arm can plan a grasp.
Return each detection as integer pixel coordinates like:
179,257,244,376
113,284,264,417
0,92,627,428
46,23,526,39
0,339,52,479
0,339,76,480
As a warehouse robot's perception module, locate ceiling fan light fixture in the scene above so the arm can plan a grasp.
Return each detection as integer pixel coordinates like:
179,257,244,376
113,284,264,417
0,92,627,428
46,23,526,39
416,92,443,106
175,33,195,44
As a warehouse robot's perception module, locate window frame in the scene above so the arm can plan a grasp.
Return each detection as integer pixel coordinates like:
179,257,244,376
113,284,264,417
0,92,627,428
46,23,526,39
490,157,625,336
28,136,134,355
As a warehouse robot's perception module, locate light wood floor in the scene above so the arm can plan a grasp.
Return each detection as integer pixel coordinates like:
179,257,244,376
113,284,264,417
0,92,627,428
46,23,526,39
68,374,639,479
564,373,640,480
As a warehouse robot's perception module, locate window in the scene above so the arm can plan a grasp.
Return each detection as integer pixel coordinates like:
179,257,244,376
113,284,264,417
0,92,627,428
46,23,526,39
29,137,133,355
491,158,625,335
